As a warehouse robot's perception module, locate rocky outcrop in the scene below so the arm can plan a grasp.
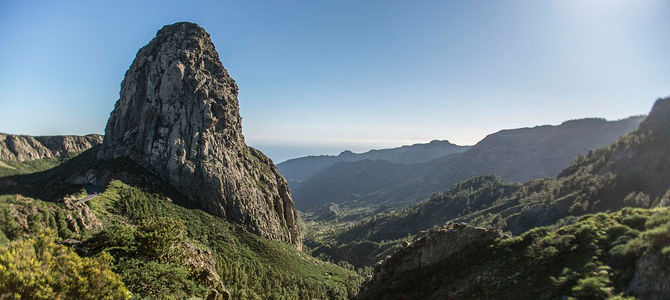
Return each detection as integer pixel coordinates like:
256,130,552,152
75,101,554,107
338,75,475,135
181,241,231,300
363,223,502,291
0,133,103,161
97,22,300,247
61,196,103,234
7,195,101,236
628,251,670,299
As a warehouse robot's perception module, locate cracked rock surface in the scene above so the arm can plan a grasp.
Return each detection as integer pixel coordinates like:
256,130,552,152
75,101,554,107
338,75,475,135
98,22,300,248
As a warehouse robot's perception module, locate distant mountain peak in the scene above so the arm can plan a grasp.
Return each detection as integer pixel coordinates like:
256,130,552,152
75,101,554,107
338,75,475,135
639,97,670,133
560,117,607,126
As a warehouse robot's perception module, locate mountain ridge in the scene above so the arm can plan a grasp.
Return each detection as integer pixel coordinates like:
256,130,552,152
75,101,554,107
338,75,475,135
314,98,670,272
0,133,103,162
292,115,644,211
278,140,469,182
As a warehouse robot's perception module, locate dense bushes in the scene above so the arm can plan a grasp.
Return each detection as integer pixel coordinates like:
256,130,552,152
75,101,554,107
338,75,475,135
85,180,362,299
0,230,129,299
83,218,212,299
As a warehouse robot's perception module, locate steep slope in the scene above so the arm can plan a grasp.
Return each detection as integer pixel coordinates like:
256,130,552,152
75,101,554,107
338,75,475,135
278,140,469,182
497,98,670,234
358,208,670,299
293,116,643,211
0,133,102,162
97,22,299,246
309,98,667,268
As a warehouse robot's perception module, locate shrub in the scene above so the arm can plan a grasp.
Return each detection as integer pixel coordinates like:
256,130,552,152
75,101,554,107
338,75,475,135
621,214,647,231
136,218,186,262
0,230,129,299
641,222,670,249
571,275,612,300
0,207,20,240
115,258,208,299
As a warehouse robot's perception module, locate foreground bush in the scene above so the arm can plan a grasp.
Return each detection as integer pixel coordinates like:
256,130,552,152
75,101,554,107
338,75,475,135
0,230,129,299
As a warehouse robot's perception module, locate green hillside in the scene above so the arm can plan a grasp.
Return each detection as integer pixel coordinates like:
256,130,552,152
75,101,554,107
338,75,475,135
307,98,670,270
0,151,82,177
358,207,670,299
0,151,362,299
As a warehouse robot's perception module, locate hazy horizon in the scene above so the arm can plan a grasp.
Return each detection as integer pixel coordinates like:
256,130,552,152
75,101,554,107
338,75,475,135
1,0,668,162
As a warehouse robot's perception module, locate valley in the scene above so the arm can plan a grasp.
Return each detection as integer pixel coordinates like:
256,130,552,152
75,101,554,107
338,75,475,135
0,18,668,300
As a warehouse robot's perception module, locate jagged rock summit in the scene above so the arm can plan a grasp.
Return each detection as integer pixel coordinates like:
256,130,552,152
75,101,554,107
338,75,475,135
98,22,300,247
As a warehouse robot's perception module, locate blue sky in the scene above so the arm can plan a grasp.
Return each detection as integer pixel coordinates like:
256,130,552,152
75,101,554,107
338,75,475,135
0,0,668,162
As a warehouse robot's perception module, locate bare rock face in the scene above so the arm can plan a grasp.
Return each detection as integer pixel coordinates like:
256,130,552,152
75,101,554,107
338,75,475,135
0,133,103,161
98,22,300,247
62,197,103,234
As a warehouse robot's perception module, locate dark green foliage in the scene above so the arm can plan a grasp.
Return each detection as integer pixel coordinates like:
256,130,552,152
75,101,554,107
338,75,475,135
81,218,211,299
116,259,207,299
135,220,186,262
55,210,74,238
359,208,670,300
0,206,20,241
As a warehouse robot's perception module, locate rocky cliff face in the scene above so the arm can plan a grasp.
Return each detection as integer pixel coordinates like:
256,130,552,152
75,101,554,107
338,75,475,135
0,133,103,161
97,22,300,247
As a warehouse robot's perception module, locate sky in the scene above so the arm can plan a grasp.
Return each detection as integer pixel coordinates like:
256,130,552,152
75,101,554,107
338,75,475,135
0,0,668,162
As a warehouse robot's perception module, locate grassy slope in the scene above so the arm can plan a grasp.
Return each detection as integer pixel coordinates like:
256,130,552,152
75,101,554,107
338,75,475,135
0,156,68,177
91,180,362,299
